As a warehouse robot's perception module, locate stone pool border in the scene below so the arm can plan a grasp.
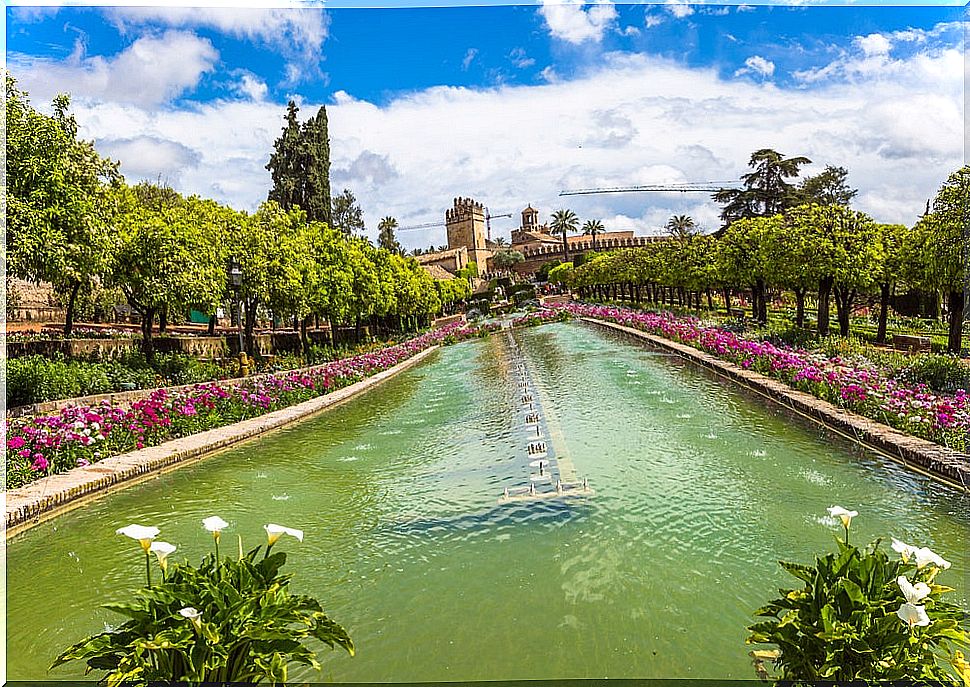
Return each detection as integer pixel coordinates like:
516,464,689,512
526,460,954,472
581,317,970,492
5,345,441,538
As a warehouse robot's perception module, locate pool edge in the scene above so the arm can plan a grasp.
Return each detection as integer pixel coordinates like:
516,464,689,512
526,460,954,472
4,345,442,539
580,317,970,493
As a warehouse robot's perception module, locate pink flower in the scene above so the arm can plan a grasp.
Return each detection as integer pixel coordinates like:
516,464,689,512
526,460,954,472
8,436,25,450
31,455,49,471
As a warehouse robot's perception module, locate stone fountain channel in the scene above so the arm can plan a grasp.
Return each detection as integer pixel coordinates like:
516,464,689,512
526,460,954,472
499,329,591,502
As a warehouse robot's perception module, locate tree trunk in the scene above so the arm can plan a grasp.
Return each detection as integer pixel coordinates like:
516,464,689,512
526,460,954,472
794,288,806,329
948,289,964,354
834,286,855,337
207,314,216,336
355,314,362,343
64,279,82,337
817,276,834,337
562,230,570,263
722,288,731,313
876,283,891,344
244,300,257,355
142,307,157,362
706,289,713,310
300,315,312,358
158,304,168,333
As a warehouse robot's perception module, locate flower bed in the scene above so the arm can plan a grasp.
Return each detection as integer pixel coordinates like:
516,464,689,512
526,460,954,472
511,309,568,328
5,324,483,490
559,303,970,453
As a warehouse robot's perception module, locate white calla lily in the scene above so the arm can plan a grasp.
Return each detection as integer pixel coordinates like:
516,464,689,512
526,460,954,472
892,538,917,563
826,506,858,528
150,542,176,571
896,602,931,629
897,575,931,604
264,523,304,546
202,516,229,536
179,606,203,630
913,546,951,570
116,524,160,552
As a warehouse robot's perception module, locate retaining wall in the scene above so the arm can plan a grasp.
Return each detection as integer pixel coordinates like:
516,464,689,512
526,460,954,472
6,345,441,537
581,317,970,491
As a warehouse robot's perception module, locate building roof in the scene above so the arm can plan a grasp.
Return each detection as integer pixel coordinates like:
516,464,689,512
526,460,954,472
421,263,457,281
414,246,467,264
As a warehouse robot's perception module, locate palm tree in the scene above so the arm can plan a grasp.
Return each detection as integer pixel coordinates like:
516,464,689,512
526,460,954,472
550,209,579,262
493,236,508,246
665,215,696,241
377,216,401,254
582,219,604,251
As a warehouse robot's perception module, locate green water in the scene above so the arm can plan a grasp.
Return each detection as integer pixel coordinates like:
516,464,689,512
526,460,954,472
7,322,970,680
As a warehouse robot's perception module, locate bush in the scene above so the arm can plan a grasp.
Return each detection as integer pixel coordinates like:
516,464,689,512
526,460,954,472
748,508,969,683
53,523,354,682
898,354,970,393
7,356,113,406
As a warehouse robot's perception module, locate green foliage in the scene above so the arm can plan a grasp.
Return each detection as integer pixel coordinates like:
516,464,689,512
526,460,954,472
748,527,967,683
547,262,574,285
52,545,354,684
536,259,562,282
6,74,122,334
492,248,525,270
896,353,970,394
714,148,812,227
266,101,332,226
331,188,365,237
377,216,402,254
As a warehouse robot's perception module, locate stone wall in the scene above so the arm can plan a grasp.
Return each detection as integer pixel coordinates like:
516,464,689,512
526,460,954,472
8,336,227,361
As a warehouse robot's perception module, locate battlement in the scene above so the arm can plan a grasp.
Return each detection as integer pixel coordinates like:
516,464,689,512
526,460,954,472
446,196,485,223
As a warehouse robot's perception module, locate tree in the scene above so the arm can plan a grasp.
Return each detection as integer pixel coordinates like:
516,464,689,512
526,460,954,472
492,248,524,271
664,215,696,241
493,236,508,246
582,219,605,250
716,216,779,323
873,223,910,344
786,204,881,337
377,216,402,254
713,148,812,228
913,166,970,353
798,165,858,207
266,102,332,225
6,76,121,336
109,187,226,359
550,209,579,262
331,189,365,237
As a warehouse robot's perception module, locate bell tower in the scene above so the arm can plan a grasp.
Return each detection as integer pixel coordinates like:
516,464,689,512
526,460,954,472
445,197,489,273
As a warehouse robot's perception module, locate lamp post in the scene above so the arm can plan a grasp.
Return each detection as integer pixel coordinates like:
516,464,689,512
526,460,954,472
228,257,244,357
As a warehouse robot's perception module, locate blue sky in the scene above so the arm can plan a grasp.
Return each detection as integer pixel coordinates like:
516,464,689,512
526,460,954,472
6,2,966,246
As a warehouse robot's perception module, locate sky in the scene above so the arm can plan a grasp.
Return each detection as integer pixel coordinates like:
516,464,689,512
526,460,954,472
6,1,967,250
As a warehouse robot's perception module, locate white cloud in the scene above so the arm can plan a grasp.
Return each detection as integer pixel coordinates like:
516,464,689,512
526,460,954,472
644,12,664,28
234,72,269,101
462,48,478,71
106,7,328,84
855,33,892,57
538,0,618,45
31,30,962,244
540,66,560,83
735,4,756,12
734,55,775,79
665,0,694,20
509,47,536,69
9,30,218,106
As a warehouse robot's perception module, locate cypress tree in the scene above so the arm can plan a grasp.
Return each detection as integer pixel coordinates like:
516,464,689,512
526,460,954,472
266,102,332,227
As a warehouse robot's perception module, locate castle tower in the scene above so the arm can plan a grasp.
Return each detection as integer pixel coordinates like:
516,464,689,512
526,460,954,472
446,197,490,273
521,205,540,232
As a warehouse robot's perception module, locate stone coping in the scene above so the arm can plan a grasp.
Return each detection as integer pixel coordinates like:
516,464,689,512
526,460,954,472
581,317,970,492
5,346,441,538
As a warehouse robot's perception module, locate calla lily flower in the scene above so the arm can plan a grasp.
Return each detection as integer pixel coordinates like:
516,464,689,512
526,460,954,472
116,524,160,553
897,575,931,604
202,516,229,538
150,542,176,572
264,524,304,546
826,506,858,528
896,602,931,628
892,538,917,563
179,606,203,630
914,546,951,570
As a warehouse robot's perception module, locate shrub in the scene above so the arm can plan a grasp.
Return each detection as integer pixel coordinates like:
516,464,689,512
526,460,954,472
6,356,113,406
748,507,969,683
898,354,970,393
53,522,354,683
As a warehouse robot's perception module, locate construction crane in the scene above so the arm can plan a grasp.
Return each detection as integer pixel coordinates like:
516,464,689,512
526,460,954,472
559,181,742,196
398,208,514,241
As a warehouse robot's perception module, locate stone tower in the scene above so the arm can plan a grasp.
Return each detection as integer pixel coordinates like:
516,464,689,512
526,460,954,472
521,204,540,232
446,197,490,272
